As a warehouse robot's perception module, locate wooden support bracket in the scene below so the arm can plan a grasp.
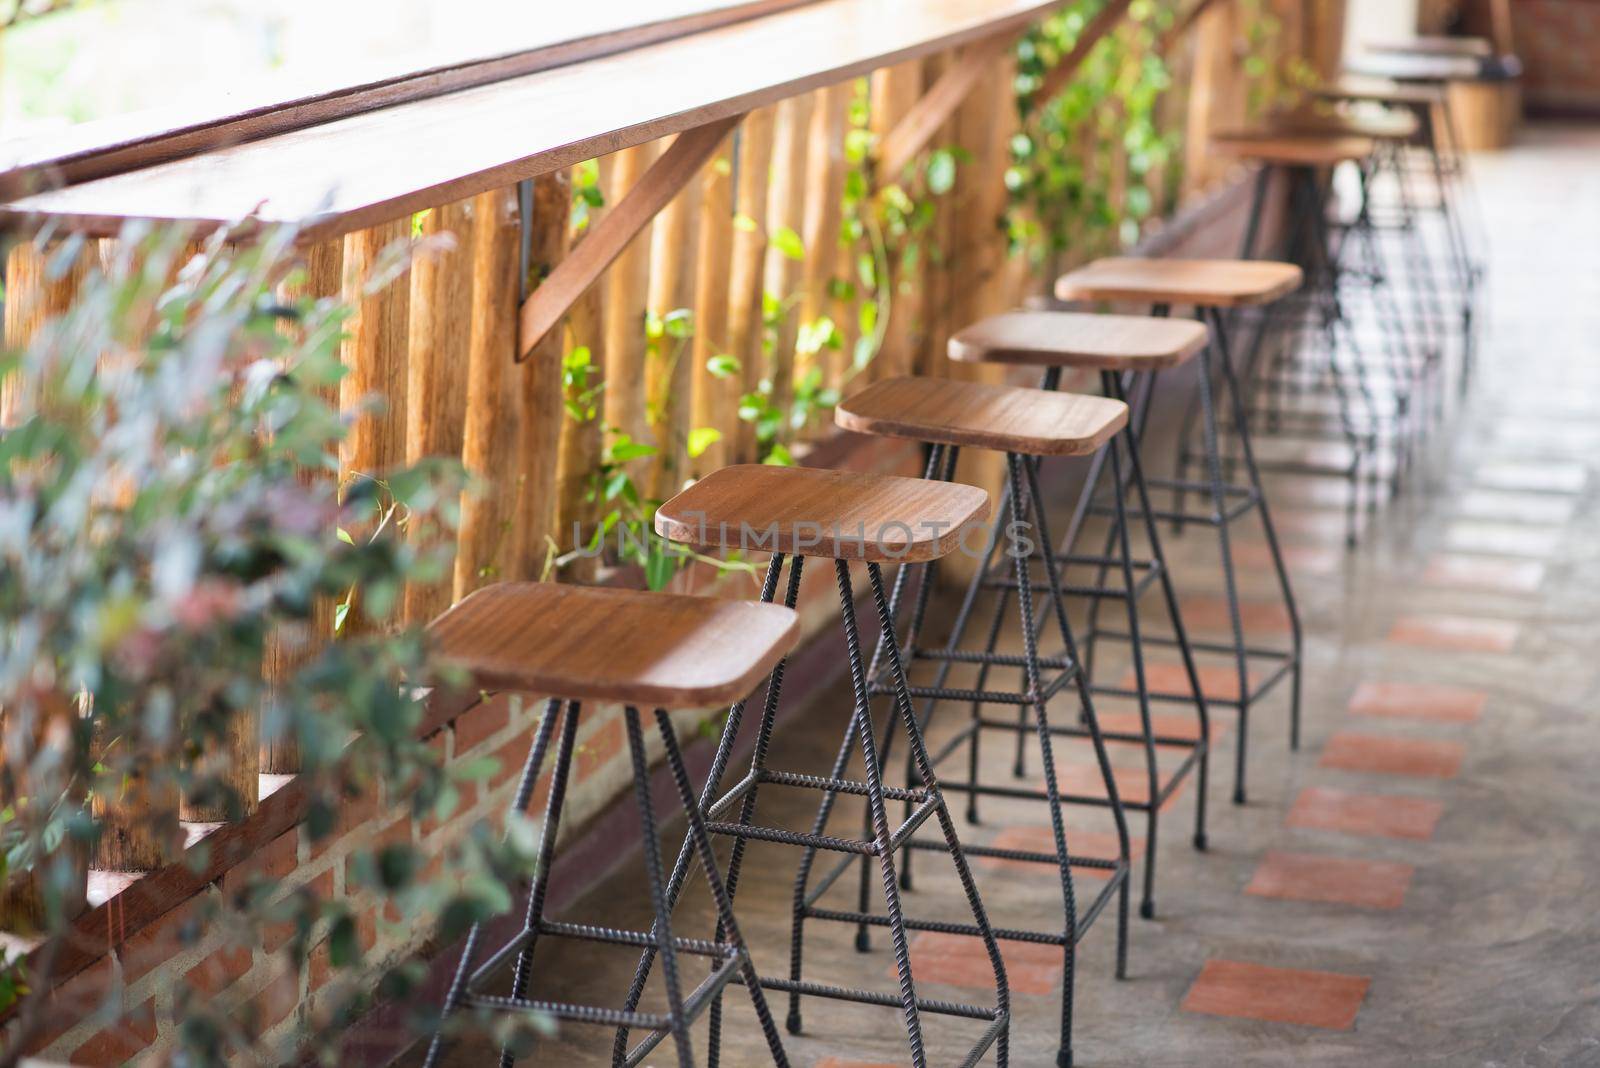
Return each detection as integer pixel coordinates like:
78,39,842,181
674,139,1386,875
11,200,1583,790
516,113,742,362
1035,0,1136,102
876,32,1013,179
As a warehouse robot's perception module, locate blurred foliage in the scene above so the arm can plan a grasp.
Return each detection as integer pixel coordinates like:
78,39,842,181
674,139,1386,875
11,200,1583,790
0,224,540,1064
1005,0,1180,267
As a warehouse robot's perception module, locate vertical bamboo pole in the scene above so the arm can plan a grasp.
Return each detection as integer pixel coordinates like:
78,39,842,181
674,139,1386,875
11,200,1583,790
456,188,525,595
726,108,776,463
403,201,475,621
555,158,612,582
944,53,1017,585
262,238,344,775
645,147,705,500
870,62,926,385
603,142,660,480
516,173,573,582
1184,0,1233,197
762,92,816,443
795,83,851,413
951,50,1024,351
340,219,413,505
689,135,738,475
0,247,94,917
919,52,959,380
2,241,91,423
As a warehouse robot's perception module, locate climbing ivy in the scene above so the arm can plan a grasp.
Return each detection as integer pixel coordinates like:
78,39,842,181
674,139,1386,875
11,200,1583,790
1006,0,1180,269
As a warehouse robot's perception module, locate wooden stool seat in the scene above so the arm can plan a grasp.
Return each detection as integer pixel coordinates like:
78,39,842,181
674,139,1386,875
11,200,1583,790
1313,76,1445,108
835,375,1127,458
1367,35,1492,59
1211,130,1376,166
429,582,799,707
1055,257,1303,308
949,310,1209,371
1344,52,1482,84
656,464,988,563
1268,107,1419,142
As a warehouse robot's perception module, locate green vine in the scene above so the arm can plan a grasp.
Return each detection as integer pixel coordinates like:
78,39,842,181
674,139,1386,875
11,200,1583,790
1005,0,1179,268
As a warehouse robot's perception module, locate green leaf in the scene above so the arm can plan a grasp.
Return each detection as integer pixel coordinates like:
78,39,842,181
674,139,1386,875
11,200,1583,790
771,226,805,261
644,542,678,591
663,308,695,339
609,441,656,463
686,427,722,459
926,149,957,196
706,354,740,378
733,213,758,233
762,442,795,466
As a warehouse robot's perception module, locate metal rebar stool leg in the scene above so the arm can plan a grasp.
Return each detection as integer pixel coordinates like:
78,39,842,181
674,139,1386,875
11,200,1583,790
424,696,567,1068
1021,455,1135,986
837,375,1145,1065
1116,375,1213,854
1209,308,1305,753
703,557,805,1067
1193,338,1255,803
612,554,794,1065
866,560,1013,1067
646,464,1005,1065
423,581,800,1067
621,707,696,1064
1006,454,1087,1068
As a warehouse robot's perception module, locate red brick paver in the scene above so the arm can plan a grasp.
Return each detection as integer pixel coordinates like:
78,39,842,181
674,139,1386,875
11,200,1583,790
1181,959,1370,1030
1348,681,1486,723
1121,662,1259,703
902,930,1059,996
1286,786,1445,841
1387,615,1521,653
1319,733,1465,779
1245,850,1414,910
979,825,1139,879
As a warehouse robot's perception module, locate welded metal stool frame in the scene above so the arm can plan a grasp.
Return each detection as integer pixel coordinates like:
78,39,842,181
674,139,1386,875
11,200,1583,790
854,440,1138,1068
1314,82,1484,392
613,552,1011,1068
1217,158,1404,530
1139,304,1305,802
423,697,788,1068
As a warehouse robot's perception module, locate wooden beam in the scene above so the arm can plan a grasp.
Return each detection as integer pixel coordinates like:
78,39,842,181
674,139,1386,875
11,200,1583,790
0,0,817,199
876,33,1011,180
2,0,1073,241
1036,0,1137,102
516,115,740,363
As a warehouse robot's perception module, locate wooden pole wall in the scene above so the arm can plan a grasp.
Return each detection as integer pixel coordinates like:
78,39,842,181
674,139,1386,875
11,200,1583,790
516,173,574,581
689,134,738,475
602,143,659,479
645,147,705,499
403,201,474,620
763,92,816,442
456,188,526,594
726,107,776,464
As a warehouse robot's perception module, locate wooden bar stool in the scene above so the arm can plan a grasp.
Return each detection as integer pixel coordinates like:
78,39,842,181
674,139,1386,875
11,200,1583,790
1056,259,1306,805
945,316,1216,921
421,583,799,1067
1214,129,1414,526
833,376,1141,1068
1312,77,1483,391
1252,112,1450,442
644,465,1011,1068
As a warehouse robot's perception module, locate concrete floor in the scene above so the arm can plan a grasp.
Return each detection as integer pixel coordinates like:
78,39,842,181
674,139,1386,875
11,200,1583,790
431,123,1600,1067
